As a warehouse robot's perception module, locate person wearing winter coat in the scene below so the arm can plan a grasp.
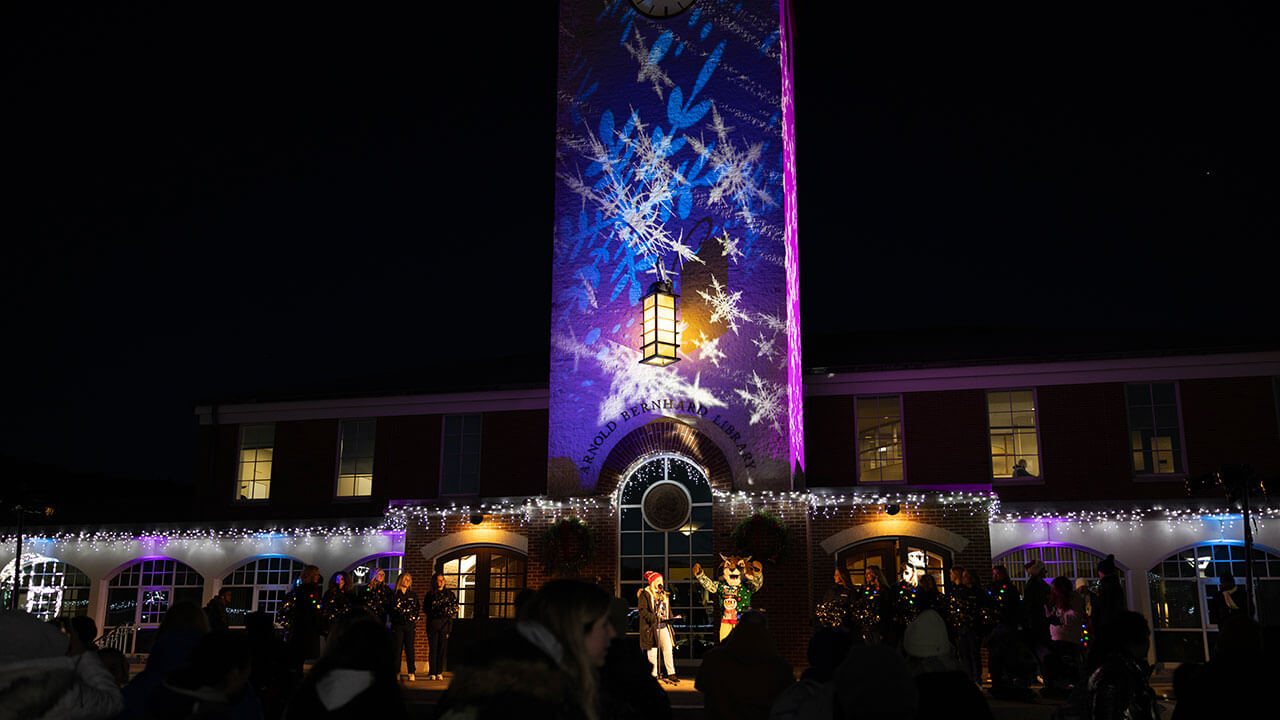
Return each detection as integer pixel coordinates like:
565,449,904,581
695,612,793,720
283,614,408,719
0,609,125,720
389,573,421,682
1042,576,1084,696
637,570,681,684
1086,610,1160,720
902,610,994,720
423,572,459,681
205,588,234,633
282,565,325,669
321,571,354,636
358,569,393,626
431,579,616,720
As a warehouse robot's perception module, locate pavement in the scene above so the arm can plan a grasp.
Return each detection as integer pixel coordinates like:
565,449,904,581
400,670,1179,719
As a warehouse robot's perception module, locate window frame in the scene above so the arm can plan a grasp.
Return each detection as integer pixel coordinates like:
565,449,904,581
1124,381,1189,481
854,394,907,485
440,413,483,497
105,558,205,628
234,423,275,503
987,388,1044,486
220,555,305,628
334,418,377,499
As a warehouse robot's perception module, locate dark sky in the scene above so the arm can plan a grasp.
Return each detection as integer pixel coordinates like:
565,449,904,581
4,2,1277,486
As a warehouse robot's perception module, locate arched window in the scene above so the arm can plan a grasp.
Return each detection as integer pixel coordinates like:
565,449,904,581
345,553,404,589
618,454,716,659
106,558,204,628
837,537,951,590
0,555,91,621
994,544,1125,596
221,556,305,627
1148,542,1280,664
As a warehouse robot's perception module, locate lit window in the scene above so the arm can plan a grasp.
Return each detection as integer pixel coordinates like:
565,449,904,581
988,390,1040,479
336,419,376,497
237,424,274,501
441,414,482,495
1125,383,1184,475
855,395,904,483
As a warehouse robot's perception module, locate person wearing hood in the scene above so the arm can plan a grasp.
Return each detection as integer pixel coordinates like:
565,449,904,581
0,609,124,720
902,610,993,719
695,611,793,720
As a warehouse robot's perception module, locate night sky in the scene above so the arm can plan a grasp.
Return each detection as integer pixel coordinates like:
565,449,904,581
4,3,1277,490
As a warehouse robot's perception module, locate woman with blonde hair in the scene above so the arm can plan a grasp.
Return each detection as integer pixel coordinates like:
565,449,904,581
433,578,616,720
389,572,421,681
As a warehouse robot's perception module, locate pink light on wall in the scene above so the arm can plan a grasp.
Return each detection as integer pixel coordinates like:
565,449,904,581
780,0,804,480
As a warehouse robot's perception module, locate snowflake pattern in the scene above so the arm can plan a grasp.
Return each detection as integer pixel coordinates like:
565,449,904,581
552,3,793,480
696,275,751,335
715,229,745,264
686,330,726,367
753,331,778,361
686,104,776,228
734,371,785,434
596,341,726,424
623,27,675,101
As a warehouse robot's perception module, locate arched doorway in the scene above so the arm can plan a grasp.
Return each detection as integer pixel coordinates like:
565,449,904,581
435,545,527,667
837,537,952,590
618,453,716,659
1148,542,1280,663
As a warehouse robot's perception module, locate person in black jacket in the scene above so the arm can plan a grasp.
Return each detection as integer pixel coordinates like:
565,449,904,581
321,571,354,637
359,568,393,626
389,572,421,682
1087,554,1126,674
284,614,408,719
282,565,325,672
205,588,233,632
423,572,458,681
987,564,1032,700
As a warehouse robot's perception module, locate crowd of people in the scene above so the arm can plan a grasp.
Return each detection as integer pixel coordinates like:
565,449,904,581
0,565,459,719
3,552,1262,719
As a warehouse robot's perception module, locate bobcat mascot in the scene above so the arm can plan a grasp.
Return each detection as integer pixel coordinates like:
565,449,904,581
693,554,764,641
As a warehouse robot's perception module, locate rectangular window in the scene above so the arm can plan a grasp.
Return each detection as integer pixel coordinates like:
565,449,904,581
855,395,904,483
336,419,376,497
1126,382,1184,475
236,424,275,501
988,390,1040,479
441,414,482,495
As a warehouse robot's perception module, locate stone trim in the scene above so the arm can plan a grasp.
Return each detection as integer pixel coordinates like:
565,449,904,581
819,519,971,555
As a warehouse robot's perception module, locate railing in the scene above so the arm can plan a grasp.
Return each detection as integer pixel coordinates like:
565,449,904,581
99,623,138,654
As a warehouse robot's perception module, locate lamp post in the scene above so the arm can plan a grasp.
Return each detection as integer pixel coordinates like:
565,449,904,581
6,502,54,611
640,276,680,366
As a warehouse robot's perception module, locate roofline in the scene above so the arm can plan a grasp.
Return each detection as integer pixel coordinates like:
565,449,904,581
805,350,1280,396
193,350,1280,422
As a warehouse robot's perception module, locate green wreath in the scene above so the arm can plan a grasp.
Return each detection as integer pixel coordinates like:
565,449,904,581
544,516,595,577
731,510,790,565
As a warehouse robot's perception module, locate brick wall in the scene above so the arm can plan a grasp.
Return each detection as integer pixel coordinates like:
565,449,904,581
902,389,992,485
403,496,993,669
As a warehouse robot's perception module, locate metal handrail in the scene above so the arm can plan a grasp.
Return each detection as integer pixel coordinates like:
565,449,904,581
99,623,138,654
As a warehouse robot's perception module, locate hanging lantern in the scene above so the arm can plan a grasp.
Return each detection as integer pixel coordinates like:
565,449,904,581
640,279,680,366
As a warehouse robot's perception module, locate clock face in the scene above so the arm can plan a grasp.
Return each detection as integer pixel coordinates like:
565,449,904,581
629,0,698,20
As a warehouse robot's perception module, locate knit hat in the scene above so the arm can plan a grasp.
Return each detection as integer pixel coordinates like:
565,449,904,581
1097,554,1118,576
1075,578,1089,592
1024,558,1046,575
903,610,952,659
643,571,663,586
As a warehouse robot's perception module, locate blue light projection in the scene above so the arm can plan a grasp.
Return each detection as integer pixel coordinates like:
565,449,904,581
550,0,800,494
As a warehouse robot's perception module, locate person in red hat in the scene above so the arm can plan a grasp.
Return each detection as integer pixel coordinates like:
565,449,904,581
638,570,681,684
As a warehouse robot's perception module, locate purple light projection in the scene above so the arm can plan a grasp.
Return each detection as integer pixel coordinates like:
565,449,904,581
780,0,803,475
550,0,801,493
